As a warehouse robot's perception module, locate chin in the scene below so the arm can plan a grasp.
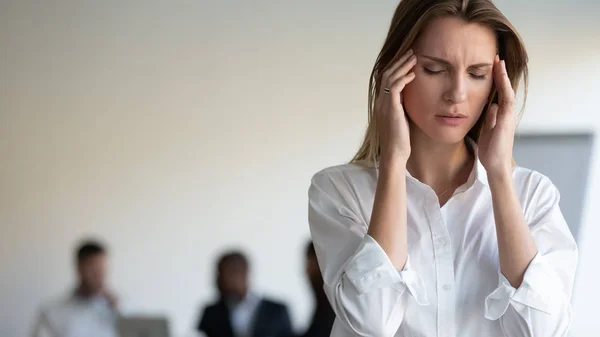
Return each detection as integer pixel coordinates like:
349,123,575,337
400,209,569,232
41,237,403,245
422,125,469,144
433,133,465,144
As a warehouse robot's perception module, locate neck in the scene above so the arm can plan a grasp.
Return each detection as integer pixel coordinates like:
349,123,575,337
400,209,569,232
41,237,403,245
76,284,97,298
222,292,248,305
406,128,473,195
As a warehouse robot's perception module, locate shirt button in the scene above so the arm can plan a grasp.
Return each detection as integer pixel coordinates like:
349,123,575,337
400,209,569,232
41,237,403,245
438,237,448,245
442,284,452,291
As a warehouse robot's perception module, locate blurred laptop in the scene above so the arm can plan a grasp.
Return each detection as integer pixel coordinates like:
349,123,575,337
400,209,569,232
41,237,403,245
117,316,169,337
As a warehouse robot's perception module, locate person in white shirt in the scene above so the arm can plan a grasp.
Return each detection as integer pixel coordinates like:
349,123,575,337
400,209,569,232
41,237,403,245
307,0,578,336
31,240,119,337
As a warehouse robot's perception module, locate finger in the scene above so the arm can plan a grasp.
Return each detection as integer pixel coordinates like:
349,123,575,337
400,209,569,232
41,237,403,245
380,49,414,91
389,72,416,106
387,54,418,85
485,103,499,129
494,58,515,109
382,49,414,79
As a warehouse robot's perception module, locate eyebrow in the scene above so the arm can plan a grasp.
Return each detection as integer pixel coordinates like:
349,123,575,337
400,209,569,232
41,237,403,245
420,55,492,68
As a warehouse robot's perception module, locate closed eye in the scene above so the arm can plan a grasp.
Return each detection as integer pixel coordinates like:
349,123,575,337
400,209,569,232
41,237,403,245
469,73,487,80
424,66,488,80
423,68,444,75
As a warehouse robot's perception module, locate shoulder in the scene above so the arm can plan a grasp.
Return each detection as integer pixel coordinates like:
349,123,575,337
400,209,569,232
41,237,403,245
200,300,222,315
309,161,377,195
512,166,559,199
36,293,73,319
197,300,224,330
260,297,289,312
311,161,375,181
511,166,561,217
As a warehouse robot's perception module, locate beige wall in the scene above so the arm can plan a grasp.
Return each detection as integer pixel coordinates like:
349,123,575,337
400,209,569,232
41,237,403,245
1,1,599,336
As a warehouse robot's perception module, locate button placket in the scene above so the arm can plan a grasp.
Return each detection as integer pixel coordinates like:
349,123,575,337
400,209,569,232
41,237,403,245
425,194,456,337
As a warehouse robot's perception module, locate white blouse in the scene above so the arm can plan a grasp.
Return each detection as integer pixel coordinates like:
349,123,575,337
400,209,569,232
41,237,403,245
308,149,578,337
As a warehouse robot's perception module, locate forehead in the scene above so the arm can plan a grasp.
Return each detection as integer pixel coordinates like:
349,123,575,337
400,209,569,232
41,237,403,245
416,16,497,64
80,254,106,266
219,259,247,272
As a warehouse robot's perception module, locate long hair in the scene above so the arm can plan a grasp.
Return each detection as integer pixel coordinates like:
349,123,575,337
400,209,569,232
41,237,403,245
351,0,528,166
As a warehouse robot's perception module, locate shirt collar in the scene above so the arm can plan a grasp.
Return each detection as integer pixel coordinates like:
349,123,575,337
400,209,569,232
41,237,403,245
226,291,260,310
72,289,104,302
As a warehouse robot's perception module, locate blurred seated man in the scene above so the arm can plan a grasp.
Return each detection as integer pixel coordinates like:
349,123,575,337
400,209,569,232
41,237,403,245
197,250,293,337
299,241,335,337
31,240,119,337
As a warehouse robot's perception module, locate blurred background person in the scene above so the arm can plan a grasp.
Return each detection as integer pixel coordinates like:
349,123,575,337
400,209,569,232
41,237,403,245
197,250,293,337
299,241,335,337
31,239,119,337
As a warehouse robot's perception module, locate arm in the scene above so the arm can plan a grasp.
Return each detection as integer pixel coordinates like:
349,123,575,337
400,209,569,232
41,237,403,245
488,172,538,288
368,158,409,269
478,57,577,336
308,49,427,337
484,175,578,336
309,170,428,337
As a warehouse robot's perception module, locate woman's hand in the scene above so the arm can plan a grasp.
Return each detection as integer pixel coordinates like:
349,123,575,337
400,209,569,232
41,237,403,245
376,49,417,166
478,55,516,179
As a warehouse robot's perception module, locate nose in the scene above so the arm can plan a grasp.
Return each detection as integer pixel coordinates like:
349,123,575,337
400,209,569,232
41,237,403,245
443,72,467,104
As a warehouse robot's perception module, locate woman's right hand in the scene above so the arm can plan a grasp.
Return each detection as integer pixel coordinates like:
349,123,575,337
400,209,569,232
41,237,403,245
375,49,417,165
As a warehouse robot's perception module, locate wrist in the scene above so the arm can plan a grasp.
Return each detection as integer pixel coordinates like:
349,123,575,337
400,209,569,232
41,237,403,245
487,169,513,188
379,154,408,174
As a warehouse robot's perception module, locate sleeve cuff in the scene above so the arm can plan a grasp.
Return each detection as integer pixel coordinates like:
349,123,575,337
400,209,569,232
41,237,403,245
484,252,563,320
343,235,429,305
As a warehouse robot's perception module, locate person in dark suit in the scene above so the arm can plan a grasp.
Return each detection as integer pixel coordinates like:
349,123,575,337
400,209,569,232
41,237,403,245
197,250,293,337
299,241,335,337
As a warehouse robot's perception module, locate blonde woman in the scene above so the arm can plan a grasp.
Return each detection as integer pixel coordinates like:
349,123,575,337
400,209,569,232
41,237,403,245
308,0,578,336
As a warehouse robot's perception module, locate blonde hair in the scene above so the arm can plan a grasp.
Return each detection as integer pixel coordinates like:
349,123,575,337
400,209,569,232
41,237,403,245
351,0,528,166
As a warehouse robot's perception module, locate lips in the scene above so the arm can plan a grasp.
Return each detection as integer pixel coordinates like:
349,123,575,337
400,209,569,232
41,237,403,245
434,114,468,126
436,114,467,118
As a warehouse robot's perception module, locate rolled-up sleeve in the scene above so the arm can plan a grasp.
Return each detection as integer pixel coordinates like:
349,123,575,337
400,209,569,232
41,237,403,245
308,171,428,337
484,176,578,336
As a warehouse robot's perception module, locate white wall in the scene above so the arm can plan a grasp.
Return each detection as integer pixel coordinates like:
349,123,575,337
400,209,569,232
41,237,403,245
1,1,598,336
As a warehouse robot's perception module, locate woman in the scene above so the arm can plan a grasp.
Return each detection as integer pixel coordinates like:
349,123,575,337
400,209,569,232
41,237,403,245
307,0,578,336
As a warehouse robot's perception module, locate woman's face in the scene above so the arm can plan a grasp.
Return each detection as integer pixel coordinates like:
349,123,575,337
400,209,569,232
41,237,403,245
402,16,497,144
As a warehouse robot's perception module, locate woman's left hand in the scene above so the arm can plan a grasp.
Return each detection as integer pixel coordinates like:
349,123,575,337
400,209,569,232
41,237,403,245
478,55,517,179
